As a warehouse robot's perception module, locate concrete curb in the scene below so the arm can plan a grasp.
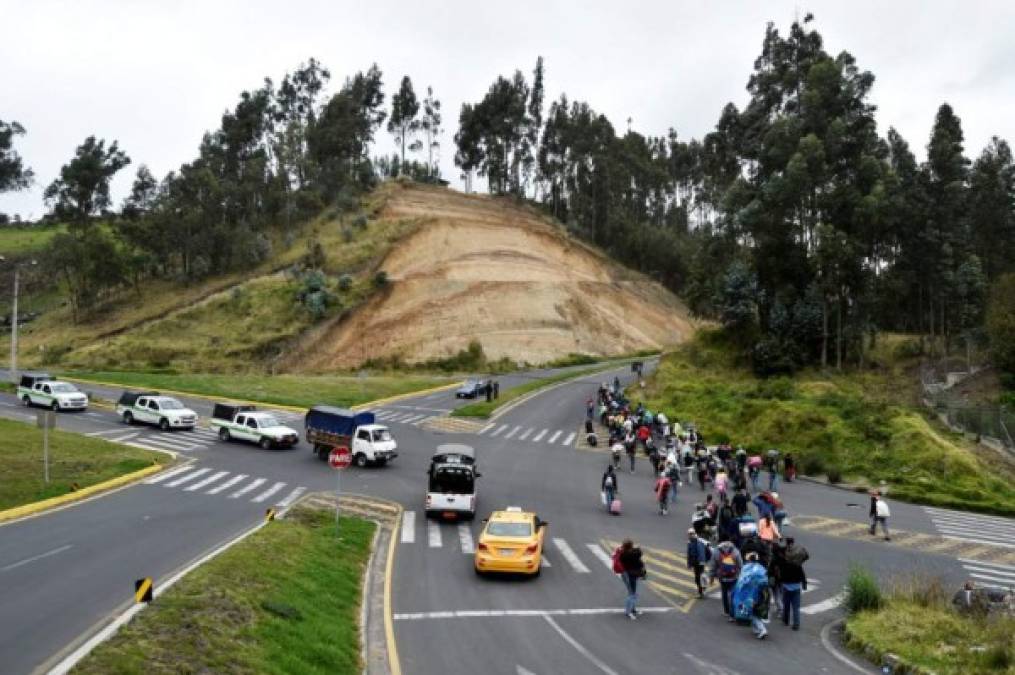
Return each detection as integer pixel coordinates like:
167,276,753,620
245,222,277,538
0,462,166,524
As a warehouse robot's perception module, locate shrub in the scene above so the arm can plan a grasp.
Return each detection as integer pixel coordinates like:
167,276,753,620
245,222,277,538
352,213,368,229
800,454,826,476
845,565,882,614
341,226,354,243
825,466,843,484
373,270,389,288
338,274,353,292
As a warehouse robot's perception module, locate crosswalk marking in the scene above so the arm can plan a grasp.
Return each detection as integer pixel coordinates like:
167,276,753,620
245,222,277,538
533,429,548,442
926,507,1015,549
252,481,287,503
166,467,210,487
490,424,509,437
277,486,306,507
585,543,613,570
108,432,140,443
547,431,562,444
374,411,395,419
505,425,521,439
413,416,433,426
958,558,1015,586
562,432,575,446
143,465,193,484
136,436,199,451
552,538,590,573
184,470,229,492
229,477,266,499
479,423,495,435
519,428,533,441
402,511,416,544
402,414,426,424
428,520,442,548
458,523,475,554
206,474,247,494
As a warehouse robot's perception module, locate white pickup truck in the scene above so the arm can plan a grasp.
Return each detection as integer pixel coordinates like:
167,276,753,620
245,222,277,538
17,372,89,411
209,403,300,449
116,391,198,431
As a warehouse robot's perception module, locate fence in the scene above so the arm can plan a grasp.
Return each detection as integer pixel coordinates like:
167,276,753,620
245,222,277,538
920,365,1014,452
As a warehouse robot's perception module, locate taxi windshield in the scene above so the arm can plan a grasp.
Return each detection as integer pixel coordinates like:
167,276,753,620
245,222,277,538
487,522,531,537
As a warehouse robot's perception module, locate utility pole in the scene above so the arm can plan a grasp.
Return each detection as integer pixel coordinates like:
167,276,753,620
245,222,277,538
11,265,18,384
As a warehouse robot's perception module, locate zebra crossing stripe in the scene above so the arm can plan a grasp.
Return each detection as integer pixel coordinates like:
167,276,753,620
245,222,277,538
206,474,247,494
458,523,475,554
108,432,140,443
562,432,576,446
490,424,509,437
277,486,306,507
229,477,266,499
138,436,198,451
166,467,210,487
402,511,416,544
552,538,590,573
519,428,534,441
585,543,613,569
374,411,394,420
428,520,442,548
478,423,495,434
184,470,229,491
403,414,426,424
252,482,287,503
533,429,548,442
547,431,562,444
505,425,521,439
413,416,433,426
144,465,194,484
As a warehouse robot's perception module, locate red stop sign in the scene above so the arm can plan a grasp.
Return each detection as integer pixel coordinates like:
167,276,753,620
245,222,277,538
329,447,352,470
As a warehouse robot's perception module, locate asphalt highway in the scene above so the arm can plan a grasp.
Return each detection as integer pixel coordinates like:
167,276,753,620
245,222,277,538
0,363,1012,674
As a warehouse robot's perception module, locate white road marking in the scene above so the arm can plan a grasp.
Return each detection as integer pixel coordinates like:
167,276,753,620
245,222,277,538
458,523,475,554
413,416,433,426
562,432,576,446
108,432,140,443
958,558,1015,571
542,615,619,675
941,535,1015,550
490,424,509,437
585,543,613,569
801,592,845,615
374,411,396,420
479,423,495,435
251,481,287,503
519,428,534,441
547,431,562,444
166,467,210,487
206,474,247,494
384,412,408,422
428,520,442,548
962,565,1015,579
85,412,103,418
682,653,740,675
553,538,590,573
504,425,521,439
136,436,199,451
85,428,129,437
1,544,74,572
540,556,552,568
401,511,416,544
277,486,306,507
143,466,194,484
393,607,673,620
533,429,548,442
517,666,537,675
402,414,426,424
229,477,266,499
184,470,229,492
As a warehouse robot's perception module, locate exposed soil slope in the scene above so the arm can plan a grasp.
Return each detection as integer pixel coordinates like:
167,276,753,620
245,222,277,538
290,183,695,369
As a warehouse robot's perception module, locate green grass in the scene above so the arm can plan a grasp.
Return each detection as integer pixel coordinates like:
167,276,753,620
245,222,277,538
66,371,454,409
452,365,605,418
74,507,376,674
639,329,1015,515
0,223,63,256
0,417,163,511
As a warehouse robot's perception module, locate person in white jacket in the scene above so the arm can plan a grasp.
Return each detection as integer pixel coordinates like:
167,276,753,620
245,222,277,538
869,491,891,541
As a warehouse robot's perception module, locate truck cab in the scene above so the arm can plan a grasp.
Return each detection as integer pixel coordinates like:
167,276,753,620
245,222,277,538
18,373,89,411
426,444,480,520
116,391,198,431
305,406,398,467
210,403,299,449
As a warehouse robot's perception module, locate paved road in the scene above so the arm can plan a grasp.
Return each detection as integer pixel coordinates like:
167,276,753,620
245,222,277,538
0,362,1012,674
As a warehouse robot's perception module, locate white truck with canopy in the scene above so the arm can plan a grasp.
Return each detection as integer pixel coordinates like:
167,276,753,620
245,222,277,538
426,444,481,520
209,403,300,449
17,372,88,411
116,390,198,431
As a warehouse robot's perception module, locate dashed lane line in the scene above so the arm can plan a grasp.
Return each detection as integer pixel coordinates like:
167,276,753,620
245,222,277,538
458,523,475,554
401,511,416,544
428,520,442,548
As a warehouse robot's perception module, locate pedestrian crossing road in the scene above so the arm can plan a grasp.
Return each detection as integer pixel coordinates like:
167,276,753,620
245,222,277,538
925,506,1015,551
142,465,306,507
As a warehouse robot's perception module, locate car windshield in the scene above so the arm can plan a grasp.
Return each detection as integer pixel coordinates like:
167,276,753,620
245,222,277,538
486,522,531,537
257,416,280,428
372,429,392,442
160,399,184,410
429,467,474,494
51,383,77,393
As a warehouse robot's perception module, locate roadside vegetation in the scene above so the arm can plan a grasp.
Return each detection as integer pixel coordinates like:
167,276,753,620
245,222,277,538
0,222,63,256
74,507,374,675
845,569,1014,674
67,370,453,410
640,329,1015,515
452,364,605,418
0,417,162,511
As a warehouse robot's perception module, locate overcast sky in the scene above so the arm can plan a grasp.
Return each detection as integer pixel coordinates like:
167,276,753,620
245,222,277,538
2,0,1013,220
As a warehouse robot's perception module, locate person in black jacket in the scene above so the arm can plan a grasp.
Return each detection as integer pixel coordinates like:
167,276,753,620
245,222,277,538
777,537,809,630
617,540,645,619
601,466,619,511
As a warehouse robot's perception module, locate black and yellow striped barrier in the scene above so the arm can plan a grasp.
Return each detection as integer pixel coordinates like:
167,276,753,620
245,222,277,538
265,508,276,522
134,577,153,604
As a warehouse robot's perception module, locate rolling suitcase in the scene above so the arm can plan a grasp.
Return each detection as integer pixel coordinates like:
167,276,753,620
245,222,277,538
610,499,622,515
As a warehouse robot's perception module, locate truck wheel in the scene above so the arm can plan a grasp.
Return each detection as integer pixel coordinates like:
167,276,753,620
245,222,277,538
123,411,134,425
376,458,388,467
259,437,272,450
218,428,230,442
354,453,368,468
51,401,60,412
22,395,31,407
159,418,170,432
316,445,329,461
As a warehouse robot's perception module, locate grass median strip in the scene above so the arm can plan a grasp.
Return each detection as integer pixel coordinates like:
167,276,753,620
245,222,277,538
74,507,376,675
451,366,606,418
0,417,162,511
66,371,455,410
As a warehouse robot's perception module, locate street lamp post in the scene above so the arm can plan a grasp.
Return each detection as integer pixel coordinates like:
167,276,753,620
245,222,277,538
1,256,37,384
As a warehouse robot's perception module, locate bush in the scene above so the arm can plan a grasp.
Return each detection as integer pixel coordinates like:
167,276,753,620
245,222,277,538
845,565,882,614
338,274,353,292
341,226,354,243
825,466,843,484
800,454,826,476
373,270,389,288
352,213,368,229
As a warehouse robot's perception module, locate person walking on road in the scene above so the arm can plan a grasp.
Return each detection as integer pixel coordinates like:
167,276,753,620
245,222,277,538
778,537,808,630
602,465,618,513
686,529,711,597
732,487,749,518
613,539,645,619
758,514,780,543
654,471,672,515
709,538,743,621
734,552,770,639
665,460,682,507
625,433,637,473
869,490,891,541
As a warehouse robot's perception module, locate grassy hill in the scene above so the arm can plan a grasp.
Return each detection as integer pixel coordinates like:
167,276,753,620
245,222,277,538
640,329,1015,515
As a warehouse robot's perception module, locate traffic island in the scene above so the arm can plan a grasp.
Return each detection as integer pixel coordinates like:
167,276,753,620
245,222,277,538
72,504,380,674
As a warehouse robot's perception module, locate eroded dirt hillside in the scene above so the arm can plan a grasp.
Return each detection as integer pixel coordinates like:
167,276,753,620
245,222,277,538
290,183,696,369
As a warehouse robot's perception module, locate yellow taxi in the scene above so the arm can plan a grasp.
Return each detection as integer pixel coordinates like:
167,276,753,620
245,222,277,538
474,507,547,576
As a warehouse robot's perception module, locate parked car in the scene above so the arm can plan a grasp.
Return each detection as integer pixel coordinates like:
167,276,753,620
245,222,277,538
456,379,488,399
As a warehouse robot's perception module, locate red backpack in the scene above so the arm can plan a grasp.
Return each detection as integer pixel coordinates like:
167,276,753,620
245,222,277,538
611,546,625,573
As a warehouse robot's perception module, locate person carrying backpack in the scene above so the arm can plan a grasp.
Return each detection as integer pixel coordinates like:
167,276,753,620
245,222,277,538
777,537,808,630
686,529,711,597
654,471,672,515
665,460,682,506
709,538,743,620
733,552,770,639
601,466,619,513
612,539,646,619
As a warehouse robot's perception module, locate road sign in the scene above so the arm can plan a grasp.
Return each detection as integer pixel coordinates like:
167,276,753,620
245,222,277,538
329,447,352,470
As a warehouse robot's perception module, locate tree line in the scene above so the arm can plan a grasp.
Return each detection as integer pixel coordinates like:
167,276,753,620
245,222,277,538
453,15,1015,377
